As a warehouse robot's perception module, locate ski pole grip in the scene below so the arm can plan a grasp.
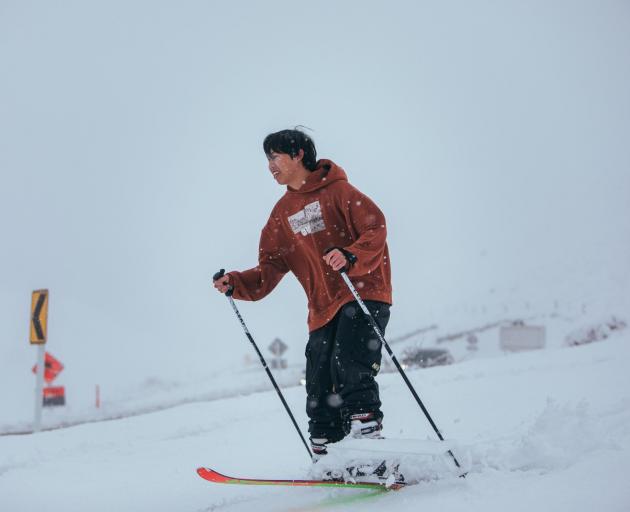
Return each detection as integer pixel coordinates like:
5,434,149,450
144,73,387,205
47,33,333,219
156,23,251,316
323,247,356,274
213,268,234,297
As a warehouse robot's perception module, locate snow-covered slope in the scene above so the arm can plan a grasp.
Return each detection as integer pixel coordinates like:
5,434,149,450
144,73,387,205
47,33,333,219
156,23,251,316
1,331,628,512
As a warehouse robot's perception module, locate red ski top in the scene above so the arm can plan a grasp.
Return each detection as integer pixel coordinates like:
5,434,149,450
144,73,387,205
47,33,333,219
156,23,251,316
228,159,392,332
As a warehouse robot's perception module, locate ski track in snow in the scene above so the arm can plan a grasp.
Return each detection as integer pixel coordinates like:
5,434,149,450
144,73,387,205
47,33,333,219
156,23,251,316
1,334,629,511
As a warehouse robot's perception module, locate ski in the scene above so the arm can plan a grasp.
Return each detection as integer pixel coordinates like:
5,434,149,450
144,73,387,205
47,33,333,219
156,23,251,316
196,467,405,490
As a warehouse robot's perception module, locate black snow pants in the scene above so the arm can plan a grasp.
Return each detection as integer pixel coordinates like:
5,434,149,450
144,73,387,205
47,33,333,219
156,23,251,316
305,300,390,442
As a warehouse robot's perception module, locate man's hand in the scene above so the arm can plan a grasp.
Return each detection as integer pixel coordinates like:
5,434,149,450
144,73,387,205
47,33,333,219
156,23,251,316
213,274,232,294
322,249,348,272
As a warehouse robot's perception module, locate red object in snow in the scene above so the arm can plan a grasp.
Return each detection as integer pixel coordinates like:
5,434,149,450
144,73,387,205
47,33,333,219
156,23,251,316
32,352,64,383
43,386,65,407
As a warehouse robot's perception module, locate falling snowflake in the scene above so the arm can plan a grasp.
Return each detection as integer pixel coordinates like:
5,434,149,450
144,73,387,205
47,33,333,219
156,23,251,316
326,393,344,408
367,338,381,351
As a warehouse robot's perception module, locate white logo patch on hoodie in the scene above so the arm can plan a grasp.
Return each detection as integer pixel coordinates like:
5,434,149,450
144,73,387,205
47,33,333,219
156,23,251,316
288,201,326,236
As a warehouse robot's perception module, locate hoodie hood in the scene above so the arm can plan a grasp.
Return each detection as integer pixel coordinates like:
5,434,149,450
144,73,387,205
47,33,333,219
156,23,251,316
288,159,348,193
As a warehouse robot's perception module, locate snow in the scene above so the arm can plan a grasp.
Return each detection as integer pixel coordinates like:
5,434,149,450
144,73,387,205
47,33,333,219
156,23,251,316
1,331,629,511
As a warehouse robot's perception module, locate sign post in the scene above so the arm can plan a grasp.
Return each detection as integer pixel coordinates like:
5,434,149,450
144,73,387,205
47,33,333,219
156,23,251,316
33,345,45,431
30,289,49,433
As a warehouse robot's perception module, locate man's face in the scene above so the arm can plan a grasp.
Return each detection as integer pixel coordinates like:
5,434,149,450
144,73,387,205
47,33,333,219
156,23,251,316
267,150,302,185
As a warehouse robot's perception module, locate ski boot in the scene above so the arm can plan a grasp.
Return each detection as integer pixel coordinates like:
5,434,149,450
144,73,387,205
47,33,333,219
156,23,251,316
310,437,329,462
349,412,383,439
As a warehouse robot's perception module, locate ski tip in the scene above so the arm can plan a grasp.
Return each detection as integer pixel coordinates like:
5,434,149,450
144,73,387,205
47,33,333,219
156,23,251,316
197,467,231,483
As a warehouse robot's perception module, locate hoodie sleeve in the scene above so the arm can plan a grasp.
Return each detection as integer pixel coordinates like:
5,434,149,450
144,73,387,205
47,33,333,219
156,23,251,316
341,185,388,277
228,216,289,301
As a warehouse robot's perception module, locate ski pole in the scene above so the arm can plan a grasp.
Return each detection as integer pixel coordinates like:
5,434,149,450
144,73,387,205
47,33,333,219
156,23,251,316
213,269,313,462
338,269,465,475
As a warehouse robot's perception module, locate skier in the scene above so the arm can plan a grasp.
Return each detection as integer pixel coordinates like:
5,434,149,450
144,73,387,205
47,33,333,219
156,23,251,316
213,128,392,460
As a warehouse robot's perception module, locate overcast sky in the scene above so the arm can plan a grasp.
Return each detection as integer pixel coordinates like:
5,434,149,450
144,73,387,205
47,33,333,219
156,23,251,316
1,0,629,396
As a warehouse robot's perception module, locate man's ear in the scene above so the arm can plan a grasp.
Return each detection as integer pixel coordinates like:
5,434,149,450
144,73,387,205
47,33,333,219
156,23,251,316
293,149,304,161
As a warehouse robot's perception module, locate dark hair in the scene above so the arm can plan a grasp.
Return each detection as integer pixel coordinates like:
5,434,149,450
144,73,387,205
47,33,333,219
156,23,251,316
263,128,317,171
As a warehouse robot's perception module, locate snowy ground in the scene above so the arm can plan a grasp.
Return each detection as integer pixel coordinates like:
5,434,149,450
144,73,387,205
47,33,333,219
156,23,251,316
1,330,629,512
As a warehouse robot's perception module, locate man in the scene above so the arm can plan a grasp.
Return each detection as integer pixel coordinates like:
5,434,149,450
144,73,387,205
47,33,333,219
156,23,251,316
213,129,392,459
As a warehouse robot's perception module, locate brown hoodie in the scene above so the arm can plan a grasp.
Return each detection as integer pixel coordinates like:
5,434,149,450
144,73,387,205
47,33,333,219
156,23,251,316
228,159,392,332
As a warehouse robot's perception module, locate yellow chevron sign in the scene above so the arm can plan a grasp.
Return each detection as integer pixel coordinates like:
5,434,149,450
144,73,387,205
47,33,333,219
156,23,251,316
30,289,49,344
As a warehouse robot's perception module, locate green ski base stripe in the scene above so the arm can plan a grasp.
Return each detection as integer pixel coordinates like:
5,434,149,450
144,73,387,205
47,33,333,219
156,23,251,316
196,468,404,491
